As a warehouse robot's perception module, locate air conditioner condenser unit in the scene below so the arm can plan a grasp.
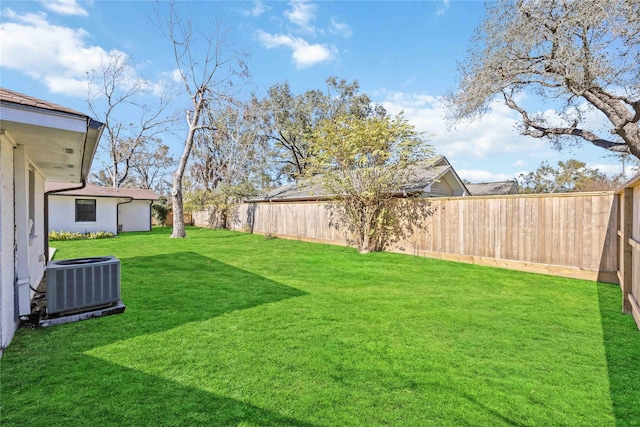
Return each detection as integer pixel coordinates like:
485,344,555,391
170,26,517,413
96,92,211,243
46,256,121,315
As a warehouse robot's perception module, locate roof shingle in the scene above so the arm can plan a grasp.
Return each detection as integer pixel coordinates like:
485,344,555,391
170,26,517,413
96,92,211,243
0,87,88,117
45,182,158,200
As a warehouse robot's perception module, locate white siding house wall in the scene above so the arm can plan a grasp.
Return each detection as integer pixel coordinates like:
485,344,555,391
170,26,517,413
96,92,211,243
48,196,119,234
119,200,152,232
0,138,16,350
28,171,46,293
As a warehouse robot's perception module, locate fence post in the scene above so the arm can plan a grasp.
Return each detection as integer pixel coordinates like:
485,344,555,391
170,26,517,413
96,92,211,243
621,188,633,314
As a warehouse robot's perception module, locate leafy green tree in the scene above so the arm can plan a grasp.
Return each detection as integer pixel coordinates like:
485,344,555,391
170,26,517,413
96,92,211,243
261,76,382,181
307,112,433,253
447,0,640,159
518,159,611,193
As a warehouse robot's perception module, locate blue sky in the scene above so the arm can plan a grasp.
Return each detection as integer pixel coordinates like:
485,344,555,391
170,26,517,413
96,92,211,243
1,0,633,182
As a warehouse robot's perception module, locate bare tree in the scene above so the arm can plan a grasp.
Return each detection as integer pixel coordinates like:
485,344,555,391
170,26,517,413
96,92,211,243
129,139,175,191
87,51,175,188
447,0,640,159
156,2,249,238
188,100,270,227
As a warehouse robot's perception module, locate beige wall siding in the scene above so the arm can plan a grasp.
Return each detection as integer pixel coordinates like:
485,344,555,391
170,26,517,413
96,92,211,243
429,180,453,197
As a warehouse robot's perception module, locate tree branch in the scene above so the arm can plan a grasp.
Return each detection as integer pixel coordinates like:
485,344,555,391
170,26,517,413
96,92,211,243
502,91,630,153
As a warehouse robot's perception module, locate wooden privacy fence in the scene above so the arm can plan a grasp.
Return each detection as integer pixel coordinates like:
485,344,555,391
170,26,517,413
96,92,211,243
196,192,619,281
154,212,192,226
194,183,640,329
618,174,640,328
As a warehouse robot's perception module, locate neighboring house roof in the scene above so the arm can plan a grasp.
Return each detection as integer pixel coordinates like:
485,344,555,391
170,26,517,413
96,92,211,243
0,87,104,183
248,156,470,202
45,182,158,200
466,181,519,196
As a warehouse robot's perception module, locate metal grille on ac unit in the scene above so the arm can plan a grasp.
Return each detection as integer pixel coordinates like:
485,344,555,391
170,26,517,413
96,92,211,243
46,256,120,315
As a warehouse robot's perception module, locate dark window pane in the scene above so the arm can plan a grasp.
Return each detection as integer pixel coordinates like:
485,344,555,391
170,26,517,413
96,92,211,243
75,199,96,222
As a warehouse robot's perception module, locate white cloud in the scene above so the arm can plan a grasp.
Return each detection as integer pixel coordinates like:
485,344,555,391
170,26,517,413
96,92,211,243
171,68,183,83
0,9,119,96
257,31,335,68
436,0,450,16
241,0,269,17
285,0,318,34
39,0,88,16
380,91,550,161
329,17,352,38
588,162,631,177
378,90,629,183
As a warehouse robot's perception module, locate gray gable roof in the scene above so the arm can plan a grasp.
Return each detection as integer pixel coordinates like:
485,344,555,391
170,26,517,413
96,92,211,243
248,156,469,202
466,181,518,196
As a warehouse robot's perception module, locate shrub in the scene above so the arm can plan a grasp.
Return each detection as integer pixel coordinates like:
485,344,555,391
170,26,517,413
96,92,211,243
49,230,115,241
152,197,169,226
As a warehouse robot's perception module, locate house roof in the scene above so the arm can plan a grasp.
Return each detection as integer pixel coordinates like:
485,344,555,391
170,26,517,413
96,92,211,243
466,181,518,196
0,87,104,183
45,182,158,200
248,156,469,202
0,88,88,117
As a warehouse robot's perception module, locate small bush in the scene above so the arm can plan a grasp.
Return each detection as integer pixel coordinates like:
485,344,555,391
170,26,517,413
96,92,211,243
152,197,169,226
49,230,115,241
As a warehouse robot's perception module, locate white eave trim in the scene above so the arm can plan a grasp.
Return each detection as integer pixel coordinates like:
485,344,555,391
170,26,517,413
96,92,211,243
0,103,88,134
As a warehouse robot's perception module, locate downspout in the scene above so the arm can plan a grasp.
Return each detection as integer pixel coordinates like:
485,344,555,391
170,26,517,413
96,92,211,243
44,180,86,261
148,200,154,231
116,197,133,234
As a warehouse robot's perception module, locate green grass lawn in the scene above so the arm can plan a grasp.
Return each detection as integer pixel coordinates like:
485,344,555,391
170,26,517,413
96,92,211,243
1,227,639,426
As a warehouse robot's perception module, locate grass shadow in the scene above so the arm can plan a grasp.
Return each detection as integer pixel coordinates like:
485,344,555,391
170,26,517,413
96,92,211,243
105,251,307,348
2,353,320,426
597,282,640,426
2,251,313,426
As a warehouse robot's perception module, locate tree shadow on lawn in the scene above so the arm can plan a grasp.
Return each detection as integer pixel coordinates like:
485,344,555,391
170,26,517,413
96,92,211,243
2,252,314,426
106,251,308,348
2,357,319,427
597,282,640,426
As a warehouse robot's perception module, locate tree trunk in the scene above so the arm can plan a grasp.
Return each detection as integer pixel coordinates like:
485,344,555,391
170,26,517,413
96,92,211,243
359,210,373,254
170,103,203,238
170,168,186,238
